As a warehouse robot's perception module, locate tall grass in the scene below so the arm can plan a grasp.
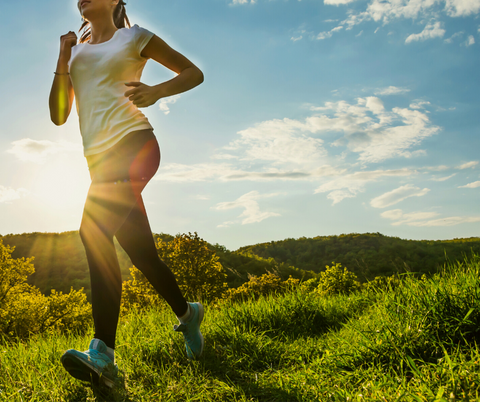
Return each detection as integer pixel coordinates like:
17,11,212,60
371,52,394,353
1,256,480,401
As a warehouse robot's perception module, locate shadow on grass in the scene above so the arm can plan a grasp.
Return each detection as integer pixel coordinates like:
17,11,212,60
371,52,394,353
63,374,136,402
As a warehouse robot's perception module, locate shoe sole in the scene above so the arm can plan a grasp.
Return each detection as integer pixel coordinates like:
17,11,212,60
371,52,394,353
61,353,115,388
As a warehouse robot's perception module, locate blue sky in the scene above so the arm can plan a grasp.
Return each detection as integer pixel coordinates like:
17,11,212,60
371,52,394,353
0,0,479,250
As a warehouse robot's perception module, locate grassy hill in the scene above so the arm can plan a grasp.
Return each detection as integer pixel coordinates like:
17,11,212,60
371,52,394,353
1,255,479,400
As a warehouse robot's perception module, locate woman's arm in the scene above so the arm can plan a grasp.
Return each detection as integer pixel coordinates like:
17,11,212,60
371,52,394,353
124,35,204,108
49,31,77,126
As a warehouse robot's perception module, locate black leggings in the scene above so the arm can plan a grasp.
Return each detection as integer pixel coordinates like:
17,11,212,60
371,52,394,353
79,129,188,349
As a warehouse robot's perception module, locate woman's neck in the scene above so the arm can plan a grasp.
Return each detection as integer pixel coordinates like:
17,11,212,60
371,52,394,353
88,20,118,44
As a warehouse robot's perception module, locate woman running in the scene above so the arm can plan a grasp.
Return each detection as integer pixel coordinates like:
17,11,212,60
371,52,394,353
49,0,204,388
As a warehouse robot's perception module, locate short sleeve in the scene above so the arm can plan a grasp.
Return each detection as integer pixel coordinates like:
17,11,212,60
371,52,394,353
67,45,77,71
132,24,155,57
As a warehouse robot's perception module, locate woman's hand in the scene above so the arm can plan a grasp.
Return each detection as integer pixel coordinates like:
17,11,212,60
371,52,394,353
124,82,162,108
59,31,77,61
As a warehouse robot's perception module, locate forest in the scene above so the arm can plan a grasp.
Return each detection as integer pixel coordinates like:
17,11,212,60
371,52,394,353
1,231,479,300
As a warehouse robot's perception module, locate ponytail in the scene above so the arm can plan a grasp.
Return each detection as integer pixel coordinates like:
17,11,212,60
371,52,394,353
78,0,131,44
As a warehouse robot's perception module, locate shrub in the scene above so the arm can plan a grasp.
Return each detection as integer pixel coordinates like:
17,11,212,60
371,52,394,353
0,239,91,340
121,266,165,314
225,273,300,302
316,262,360,296
299,276,321,292
363,274,400,292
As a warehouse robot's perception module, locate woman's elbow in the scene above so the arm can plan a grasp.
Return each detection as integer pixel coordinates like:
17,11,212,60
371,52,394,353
50,112,66,126
195,67,204,86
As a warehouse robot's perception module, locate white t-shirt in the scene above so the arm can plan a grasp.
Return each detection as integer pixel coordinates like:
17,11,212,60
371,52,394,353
68,24,155,156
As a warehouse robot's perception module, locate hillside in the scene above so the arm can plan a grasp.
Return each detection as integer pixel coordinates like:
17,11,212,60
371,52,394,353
2,231,479,298
237,232,480,280
0,231,293,298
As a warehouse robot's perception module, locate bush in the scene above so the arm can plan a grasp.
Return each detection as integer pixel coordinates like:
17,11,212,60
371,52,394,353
225,273,300,302
121,267,165,314
0,239,91,340
299,276,321,292
316,262,360,296
363,274,400,292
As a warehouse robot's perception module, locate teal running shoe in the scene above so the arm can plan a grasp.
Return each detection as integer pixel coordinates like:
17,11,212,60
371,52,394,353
174,302,205,359
61,339,118,388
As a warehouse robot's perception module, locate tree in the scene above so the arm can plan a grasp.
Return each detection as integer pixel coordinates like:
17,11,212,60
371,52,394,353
156,232,228,302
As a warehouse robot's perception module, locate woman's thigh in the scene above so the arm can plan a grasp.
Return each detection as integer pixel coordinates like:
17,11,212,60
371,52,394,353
87,129,160,184
81,130,160,236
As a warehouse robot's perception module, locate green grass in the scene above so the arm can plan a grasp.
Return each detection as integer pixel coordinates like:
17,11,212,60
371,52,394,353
1,256,480,401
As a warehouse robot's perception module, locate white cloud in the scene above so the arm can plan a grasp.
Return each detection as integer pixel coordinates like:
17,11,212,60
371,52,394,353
410,216,480,226
155,163,238,182
370,184,430,208
381,209,439,225
401,149,427,158
158,94,438,195
431,173,456,181
445,0,480,16
459,181,480,188
211,153,238,160
231,0,256,4
374,86,410,95
425,165,449,171
405,22,446,44
291,35,303,41
365,96,385,114
155,162,343,182
317,25,343,40
409,100,431,109
381,208,480,226
465,35,475,46
325,0,358,5
0,186,29,203
7,139,80,163
444,31,464,43
338,0,480,35
158,94,181,115
456,161,478,169
227,117,328,167
214,191,280,227
312,98,440,163
315,168,416,204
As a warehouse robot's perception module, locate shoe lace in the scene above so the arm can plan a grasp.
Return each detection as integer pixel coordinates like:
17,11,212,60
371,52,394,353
88,349,101,356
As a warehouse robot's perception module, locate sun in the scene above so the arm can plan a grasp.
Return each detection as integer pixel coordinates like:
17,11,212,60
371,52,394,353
29,152,91,212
